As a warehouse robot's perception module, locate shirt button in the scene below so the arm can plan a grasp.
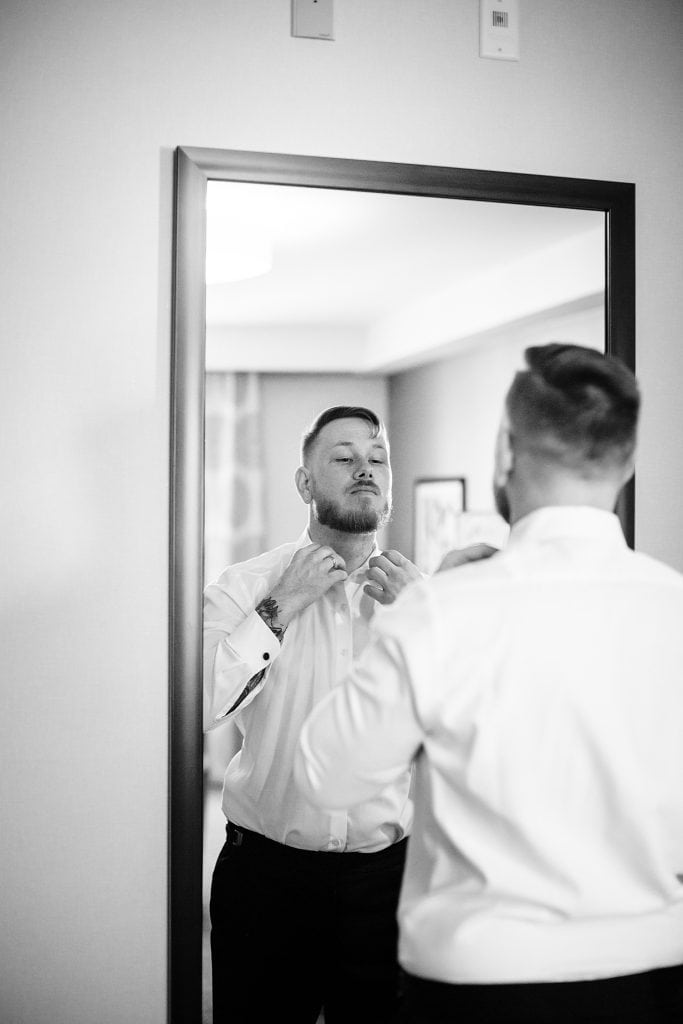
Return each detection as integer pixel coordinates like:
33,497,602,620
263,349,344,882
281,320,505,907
340,603,348,613
340,649,348,657
326,839,342,851
262,652,270,661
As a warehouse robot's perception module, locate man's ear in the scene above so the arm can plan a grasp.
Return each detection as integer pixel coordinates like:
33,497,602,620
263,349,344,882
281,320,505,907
295,466,312,505
493,414,514,487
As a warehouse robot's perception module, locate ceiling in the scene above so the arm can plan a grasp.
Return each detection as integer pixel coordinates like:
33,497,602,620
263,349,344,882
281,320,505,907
205,180,605,371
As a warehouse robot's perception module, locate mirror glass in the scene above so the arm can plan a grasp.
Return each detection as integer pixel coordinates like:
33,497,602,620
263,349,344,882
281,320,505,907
200,179,605,1018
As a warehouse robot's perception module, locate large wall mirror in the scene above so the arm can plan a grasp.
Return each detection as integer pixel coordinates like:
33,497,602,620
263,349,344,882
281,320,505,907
170,147,635,1024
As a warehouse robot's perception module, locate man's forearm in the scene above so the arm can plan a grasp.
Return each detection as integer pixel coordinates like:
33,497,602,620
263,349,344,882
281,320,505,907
224,595,288,714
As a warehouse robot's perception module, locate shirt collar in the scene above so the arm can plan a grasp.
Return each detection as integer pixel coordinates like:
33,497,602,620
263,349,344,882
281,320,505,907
297,528,379,580
507,506,627,549
296,528,312,551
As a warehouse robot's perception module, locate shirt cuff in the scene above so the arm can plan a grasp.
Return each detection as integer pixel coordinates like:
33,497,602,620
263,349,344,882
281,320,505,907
223,609,282,675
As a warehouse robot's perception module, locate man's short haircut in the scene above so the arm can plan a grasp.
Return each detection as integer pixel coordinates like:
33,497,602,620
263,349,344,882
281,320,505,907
301,406,382,464
506,343,640,471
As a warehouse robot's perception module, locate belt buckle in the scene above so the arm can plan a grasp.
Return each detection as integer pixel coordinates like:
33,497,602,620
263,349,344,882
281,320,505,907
228,824,244,847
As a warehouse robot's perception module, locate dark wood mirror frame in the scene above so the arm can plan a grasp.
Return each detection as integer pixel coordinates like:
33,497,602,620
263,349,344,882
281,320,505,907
169,146,635,1023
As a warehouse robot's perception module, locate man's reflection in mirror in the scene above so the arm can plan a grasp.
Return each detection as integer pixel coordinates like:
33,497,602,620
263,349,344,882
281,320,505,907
204,406,422,1024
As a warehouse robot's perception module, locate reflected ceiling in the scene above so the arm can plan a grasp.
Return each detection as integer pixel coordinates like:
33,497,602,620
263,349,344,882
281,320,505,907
205,181,605,372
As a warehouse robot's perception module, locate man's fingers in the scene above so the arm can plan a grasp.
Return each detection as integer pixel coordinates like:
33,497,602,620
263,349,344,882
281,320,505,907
369,554,395,576
317,546,346,580
363,582,390,604
379,549,406,567
460,542,498,562
437,544,498,572
286,545,347,587
311,546,346,571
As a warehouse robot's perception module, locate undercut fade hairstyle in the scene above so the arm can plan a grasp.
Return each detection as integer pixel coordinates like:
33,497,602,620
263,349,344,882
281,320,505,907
506,343,640,471
301,406,382,464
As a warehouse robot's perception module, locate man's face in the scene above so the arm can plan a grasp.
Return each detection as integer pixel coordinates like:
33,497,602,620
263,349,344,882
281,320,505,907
304,417,392,533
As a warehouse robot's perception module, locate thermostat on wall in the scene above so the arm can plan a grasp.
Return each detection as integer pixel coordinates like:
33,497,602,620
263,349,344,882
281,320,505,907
480,0,520,61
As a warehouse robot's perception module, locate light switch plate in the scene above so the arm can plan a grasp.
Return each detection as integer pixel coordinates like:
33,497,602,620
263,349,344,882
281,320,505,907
292,0,334,41
480,0,519,61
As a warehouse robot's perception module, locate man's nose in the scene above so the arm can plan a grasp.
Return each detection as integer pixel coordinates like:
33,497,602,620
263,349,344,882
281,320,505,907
354,461,373,478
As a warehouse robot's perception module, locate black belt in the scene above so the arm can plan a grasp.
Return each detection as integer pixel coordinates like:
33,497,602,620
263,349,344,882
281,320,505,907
226,820,407,864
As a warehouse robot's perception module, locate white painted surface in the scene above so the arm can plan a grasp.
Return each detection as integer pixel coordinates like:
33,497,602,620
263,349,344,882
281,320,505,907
368,230,604,372
206,175,604,373
1,2,682,1022
206,180,603,370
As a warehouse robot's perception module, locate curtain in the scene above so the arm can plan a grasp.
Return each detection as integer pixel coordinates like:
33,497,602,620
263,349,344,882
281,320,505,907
203,372,265,783
204,372,265,584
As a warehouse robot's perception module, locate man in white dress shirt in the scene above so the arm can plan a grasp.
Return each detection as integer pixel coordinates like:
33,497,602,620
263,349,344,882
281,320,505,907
297,345,683,1023
204,406,421,1024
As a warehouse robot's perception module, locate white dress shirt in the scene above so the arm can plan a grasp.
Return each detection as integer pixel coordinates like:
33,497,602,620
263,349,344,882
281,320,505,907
296,507,683,983
204,530,413,852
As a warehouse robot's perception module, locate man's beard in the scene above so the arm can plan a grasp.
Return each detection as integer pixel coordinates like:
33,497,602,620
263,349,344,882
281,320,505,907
493,481,511,525
312,494,393,534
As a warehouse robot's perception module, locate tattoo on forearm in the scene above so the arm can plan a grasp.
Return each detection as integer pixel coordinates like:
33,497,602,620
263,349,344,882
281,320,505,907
256,597,286,642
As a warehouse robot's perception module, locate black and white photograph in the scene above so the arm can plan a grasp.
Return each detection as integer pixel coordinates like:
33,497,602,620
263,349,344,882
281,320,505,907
3,4,683,1024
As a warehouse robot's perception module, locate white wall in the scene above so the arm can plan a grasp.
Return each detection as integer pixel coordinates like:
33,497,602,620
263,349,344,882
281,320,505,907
1,2,682,1021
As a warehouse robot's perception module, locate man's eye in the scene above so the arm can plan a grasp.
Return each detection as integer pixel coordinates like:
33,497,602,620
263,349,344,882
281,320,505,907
335,457,352,463
371,458,386,464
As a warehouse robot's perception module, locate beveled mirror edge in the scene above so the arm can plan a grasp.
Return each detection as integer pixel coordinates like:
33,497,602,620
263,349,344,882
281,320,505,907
169,146,635,1023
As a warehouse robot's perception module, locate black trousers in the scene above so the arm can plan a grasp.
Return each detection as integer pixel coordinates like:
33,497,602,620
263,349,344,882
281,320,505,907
210,822,407,1024
398,963,683,1024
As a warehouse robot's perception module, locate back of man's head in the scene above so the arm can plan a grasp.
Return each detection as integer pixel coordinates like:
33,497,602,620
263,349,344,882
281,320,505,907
506,344,640,475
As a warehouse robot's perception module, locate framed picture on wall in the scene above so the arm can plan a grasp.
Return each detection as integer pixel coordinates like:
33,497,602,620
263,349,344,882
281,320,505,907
413,477,467,574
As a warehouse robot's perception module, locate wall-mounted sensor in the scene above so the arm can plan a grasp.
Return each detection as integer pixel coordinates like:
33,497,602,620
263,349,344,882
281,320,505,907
480,0,520,61
292,0,334,41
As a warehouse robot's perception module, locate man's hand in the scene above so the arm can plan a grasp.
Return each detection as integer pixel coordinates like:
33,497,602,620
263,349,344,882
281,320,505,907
364,550,422,606
436,543,498,572
268,544,347,627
